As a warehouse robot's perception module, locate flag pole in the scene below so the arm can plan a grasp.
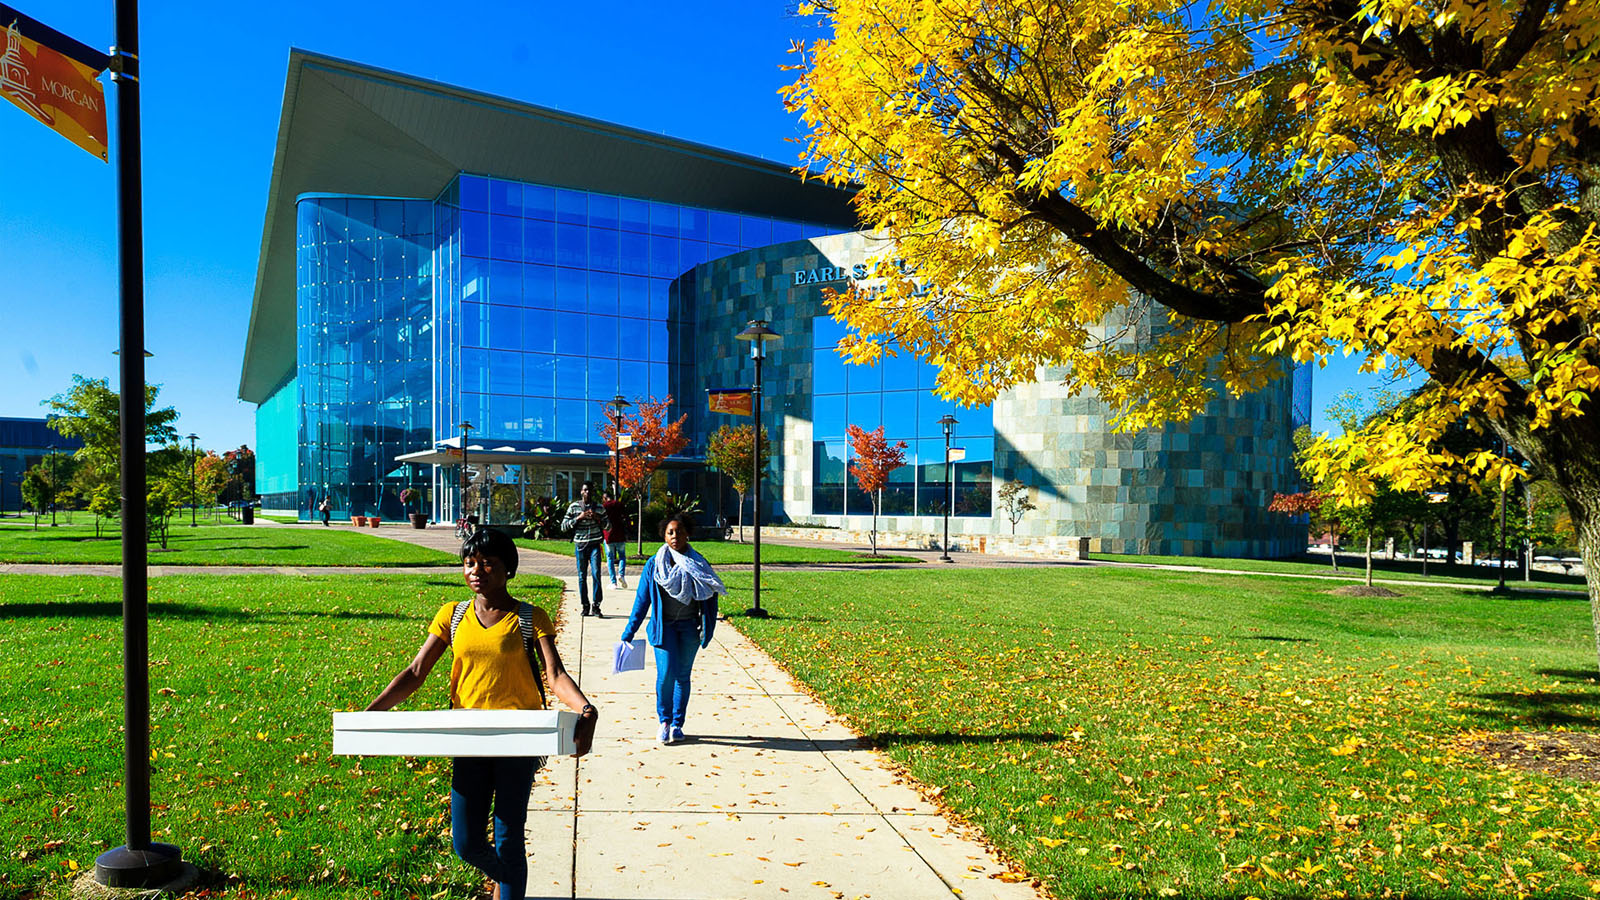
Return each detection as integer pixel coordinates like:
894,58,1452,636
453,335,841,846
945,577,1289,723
94,0,183,885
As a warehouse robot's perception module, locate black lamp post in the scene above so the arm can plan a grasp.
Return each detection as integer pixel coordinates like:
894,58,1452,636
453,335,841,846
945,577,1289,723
736,320,780,618
606,394,631,502
185,433,199,527
458,420,474,525
46,445,59,528
938,415,958,561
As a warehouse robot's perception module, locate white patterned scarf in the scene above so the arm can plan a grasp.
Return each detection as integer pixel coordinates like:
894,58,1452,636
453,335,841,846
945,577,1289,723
652,543,725,604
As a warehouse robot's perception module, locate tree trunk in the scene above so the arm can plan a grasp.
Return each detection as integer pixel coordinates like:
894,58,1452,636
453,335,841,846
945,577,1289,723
1329,530,1339,572
1365,534,1373,587
736,491,745,543
870,498,879,556
1574,504,1600,674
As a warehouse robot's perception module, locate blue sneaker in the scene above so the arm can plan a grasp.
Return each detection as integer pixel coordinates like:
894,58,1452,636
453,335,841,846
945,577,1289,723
671,726,685,744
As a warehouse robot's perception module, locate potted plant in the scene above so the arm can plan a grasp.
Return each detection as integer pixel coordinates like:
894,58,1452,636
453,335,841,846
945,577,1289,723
401,488,427,529
353,515,367,527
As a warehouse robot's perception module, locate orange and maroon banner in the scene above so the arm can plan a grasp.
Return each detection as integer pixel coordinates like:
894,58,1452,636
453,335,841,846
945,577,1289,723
1,6,109,160
707,389,753,417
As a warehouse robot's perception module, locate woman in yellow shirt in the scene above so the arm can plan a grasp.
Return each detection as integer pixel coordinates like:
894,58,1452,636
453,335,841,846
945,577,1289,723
368,528,596,900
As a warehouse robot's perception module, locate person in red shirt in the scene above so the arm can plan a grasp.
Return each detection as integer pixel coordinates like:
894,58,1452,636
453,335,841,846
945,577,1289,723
602,489,630,589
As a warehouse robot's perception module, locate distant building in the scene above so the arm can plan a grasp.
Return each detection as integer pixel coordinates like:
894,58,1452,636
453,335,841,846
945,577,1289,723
240,51,1308,556
0,417,81,513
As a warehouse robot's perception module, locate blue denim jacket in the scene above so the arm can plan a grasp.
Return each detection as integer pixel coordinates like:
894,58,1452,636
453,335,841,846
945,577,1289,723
621,554,718,649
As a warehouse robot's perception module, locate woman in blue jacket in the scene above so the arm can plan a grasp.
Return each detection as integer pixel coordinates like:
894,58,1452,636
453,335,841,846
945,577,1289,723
621,512,722,744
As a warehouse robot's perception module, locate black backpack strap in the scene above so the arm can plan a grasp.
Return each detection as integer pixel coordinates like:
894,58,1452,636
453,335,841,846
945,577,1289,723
518,601,549,708
449,599,470,643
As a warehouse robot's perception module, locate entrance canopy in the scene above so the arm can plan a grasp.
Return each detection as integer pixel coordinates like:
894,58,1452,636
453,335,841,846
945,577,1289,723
396,437,703,469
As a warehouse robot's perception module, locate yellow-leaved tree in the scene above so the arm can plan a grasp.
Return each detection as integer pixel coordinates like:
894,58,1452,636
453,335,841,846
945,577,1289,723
785,0,1600,665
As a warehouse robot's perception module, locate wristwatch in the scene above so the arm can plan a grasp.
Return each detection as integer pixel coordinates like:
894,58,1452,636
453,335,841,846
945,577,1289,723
580,703,598,717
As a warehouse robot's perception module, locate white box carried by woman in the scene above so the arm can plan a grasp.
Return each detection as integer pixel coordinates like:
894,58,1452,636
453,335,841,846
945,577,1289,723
333,708,578,757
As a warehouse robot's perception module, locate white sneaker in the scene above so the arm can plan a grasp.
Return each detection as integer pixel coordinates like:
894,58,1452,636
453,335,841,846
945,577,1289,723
658,723,672,744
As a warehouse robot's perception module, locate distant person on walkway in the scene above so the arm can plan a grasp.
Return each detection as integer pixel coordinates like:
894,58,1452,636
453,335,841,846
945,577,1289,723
366,528,597,900
562,481,606,617
318,496,331,526
602,489,630,590
621,513,723,745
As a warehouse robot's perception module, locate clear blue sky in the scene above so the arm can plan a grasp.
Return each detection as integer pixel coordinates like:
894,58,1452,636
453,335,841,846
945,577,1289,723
1,0,1387,452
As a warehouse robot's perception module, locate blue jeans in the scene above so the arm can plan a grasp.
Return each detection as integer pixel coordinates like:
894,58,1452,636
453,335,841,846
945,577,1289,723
653,618,702,728
450,756,541,900
606,541,627,583
574,541,603,609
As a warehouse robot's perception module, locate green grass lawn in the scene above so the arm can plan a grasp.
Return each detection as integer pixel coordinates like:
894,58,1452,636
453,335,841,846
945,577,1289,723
1102,551,1589,589
516,536,919,565
0,572,564,900
0,523,457,567
729,567,1600,899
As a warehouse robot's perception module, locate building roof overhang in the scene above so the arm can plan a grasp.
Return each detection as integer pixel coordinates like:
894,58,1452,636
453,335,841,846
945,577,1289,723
239,49,858,404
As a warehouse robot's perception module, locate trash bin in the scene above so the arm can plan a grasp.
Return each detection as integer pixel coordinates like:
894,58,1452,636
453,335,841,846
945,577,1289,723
242,505,254,525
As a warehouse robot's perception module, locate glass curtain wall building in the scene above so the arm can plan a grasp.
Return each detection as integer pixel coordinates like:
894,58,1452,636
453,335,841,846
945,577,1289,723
244,51,1307,557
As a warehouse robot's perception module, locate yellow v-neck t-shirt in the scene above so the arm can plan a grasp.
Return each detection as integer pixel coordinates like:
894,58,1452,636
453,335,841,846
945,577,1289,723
427,600,554,710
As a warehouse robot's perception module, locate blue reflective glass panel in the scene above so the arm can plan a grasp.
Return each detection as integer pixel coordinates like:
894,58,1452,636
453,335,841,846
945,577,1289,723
588,228,619,271
648,236,679,278
882,348,918,390
649,202,679,238
459,175,488,211
461,348,490,393
648,362,669,396
848,393,881,432
523,185,555,220
679,240,709,270
812,349,844,394
846,362,880,392
489,349,522,394
619,198,649,233
556,357,586,399
461,302,488,347
489,180,522,217
555,311,586,351
740,216,773,248
618,275,650,318
813,315,846,350
491,394,521,437
882,390,918,439
490,214,521,260
648,279,669,321
523,264,555,308
646,320,668,361
588,272,619,317
589,194,619,231
813,394,845,439
589,315,619,358
556,190,587,225
489,305,521,348
556,223,586,268
920,392,959,435
618,360,648,399
588,358,618,396
617,317,649,360
709,211,740,245
489,260,522,306
524,353,555,396
461,211,488,257
556,268,586,309
523,397,554,439
772,220,802,243
523,309,555,353
522,219,556,266
619,231,648,276
555,399,590,442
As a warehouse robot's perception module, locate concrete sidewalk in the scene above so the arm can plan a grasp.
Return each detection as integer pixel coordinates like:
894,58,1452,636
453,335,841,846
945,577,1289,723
529,574,1041,900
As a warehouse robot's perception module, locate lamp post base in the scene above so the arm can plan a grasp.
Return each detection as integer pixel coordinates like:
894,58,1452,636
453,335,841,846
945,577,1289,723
938,553,953,562
744,606,770,618
93,843,184,888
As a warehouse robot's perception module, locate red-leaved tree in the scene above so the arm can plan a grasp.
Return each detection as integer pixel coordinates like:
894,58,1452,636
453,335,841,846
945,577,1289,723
846,424,908,556
600,396,689,556
1268,490,1339,571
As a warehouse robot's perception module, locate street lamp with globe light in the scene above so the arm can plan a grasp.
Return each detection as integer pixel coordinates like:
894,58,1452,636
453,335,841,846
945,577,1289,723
186,433,199,527
938,415,958,561
735,320,780,617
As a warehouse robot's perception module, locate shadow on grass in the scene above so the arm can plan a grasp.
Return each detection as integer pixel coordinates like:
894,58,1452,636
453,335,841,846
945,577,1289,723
1250,635,1313,643
1461,688,1600,728
1535,667,1600,682
866,730,1064,748
0,601,413,622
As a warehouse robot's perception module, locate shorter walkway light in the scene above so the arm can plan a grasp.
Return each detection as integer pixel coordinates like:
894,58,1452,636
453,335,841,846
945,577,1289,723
938,415,958,561
736,320,781,617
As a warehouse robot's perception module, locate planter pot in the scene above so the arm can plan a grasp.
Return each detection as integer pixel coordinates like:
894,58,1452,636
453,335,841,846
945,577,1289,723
409,513,428,529
353,516,368,527
369,517,381,528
